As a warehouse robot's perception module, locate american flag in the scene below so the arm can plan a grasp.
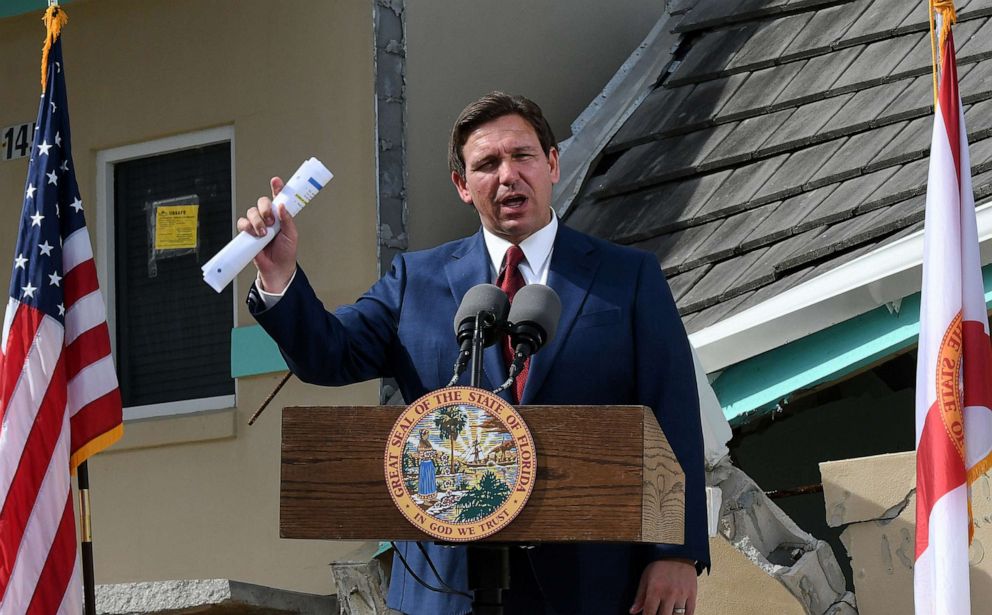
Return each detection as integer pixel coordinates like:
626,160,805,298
0,11,122,614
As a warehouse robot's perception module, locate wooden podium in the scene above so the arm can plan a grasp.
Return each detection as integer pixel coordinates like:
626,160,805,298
280,405,685,545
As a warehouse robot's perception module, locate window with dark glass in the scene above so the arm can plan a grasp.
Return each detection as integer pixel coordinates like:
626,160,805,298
113,143,233,408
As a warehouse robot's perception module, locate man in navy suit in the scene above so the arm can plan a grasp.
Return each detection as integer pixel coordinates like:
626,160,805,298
240,92,709,615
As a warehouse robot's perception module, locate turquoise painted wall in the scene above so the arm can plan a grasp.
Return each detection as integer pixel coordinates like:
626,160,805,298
1,1,74,20
712,265,992,424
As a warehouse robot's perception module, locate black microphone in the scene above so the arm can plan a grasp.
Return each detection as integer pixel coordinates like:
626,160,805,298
493,285,561,395
447,284,509,386
506,284,561,357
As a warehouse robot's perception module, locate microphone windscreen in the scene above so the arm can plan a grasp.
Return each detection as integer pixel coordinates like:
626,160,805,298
453,284,510,334
507,284,562,344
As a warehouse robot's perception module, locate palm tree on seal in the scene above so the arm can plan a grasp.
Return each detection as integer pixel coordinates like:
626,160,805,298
434,406,467,475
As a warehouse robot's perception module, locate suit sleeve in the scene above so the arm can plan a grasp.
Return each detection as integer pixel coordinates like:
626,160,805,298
633,252,711,572
247,256,406,386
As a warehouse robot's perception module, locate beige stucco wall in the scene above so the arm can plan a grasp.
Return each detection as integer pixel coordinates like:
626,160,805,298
404,0,667,250
697,538,806,615
821,451,992,614
0,0,379,595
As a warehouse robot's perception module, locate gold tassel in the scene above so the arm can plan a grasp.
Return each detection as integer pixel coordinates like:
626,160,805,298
928,0,958,110
934,0,957,55
40,5,69,92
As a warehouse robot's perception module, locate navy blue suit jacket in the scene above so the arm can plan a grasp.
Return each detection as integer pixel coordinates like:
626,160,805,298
249,224,709,615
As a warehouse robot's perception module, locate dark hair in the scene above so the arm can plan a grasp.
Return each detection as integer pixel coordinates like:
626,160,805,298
448,91,557,177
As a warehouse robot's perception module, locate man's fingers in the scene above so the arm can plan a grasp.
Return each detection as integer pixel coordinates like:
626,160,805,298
241,206,269,237
277,200,297,234
630,573,647,614
685,594,696,615
271,176,285,199
643,588,662,615
256,195,276,226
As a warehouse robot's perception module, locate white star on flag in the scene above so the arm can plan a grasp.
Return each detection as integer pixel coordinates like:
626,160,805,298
60,160,69,172
50,101,56,113
48,271,62,286
14,254,27,269
54,132,61,146
26,184,36,199
21,282,37,299
38,240,53,256
37,140,52,156
30,211,44,226
57,303,65,316
46,170,58,185
70,197,83,212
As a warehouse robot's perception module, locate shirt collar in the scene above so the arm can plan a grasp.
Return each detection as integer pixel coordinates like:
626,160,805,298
482,210,558,274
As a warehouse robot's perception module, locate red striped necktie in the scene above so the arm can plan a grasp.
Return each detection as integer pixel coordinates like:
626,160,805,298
497,245,527,403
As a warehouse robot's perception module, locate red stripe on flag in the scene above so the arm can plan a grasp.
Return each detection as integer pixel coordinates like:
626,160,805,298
64,323,111,381
963,320,992,409
0,352,67,601
70,390,122,453
0,306,44,417
25,491,75,615
916,401,968,558
938,32,961,184
61,258,98,310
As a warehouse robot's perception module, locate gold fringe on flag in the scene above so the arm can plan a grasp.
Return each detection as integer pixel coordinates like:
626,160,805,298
928,0,958,109
40,5,68,92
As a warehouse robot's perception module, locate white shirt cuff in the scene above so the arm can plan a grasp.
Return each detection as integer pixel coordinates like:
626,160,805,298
255,268,297,308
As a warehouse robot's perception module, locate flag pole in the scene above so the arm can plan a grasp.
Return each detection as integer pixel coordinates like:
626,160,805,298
77,461,97,615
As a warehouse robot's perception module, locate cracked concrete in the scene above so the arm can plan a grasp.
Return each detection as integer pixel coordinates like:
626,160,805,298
821,451,992,614
709,458,857,614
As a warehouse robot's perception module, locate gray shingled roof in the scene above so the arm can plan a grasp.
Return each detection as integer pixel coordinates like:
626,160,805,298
562,0,992,333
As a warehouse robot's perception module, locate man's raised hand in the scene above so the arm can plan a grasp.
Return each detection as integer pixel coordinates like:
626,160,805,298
237,177,298,293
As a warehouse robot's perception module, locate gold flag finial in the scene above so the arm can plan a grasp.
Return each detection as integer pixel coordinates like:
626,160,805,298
40,4,68,92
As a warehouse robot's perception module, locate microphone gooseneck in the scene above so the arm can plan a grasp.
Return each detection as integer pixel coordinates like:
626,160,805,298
447,284,510,386
491,285,562,395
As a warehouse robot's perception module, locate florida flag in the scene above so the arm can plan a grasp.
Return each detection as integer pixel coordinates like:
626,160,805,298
914,26,992,615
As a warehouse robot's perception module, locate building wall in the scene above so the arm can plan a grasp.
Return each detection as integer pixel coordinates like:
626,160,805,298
404,0,667,250
0,0,379,595
822,451,992,615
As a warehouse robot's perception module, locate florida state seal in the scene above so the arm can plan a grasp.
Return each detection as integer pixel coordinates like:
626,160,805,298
383,387,536,541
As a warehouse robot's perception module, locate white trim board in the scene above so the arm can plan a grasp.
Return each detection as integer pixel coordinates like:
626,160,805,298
689,199,992,373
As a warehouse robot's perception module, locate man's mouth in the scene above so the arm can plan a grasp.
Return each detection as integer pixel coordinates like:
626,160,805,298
501,195,527,208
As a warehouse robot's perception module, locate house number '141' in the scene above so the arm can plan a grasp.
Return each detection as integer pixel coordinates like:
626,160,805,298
2,122,37,162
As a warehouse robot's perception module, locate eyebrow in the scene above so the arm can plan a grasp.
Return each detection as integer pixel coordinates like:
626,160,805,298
471,144,539,168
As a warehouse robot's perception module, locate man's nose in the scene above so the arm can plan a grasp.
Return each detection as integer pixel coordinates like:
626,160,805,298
498,159,520,185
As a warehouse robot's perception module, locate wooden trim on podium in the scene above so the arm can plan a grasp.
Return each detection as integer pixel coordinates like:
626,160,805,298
281,405,684,545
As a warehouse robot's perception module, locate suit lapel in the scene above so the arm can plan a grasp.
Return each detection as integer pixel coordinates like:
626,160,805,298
521,225,599,404
445,231,507,396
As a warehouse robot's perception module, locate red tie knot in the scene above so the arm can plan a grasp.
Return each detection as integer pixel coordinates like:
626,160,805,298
503,245,525,272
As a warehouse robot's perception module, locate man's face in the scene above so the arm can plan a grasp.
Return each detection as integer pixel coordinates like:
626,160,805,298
451,114,560,244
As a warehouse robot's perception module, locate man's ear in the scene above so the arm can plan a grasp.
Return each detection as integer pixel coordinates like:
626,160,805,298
548,147,561,184
451,170,474,204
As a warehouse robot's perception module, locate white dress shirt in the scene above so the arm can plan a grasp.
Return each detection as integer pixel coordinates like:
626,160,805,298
482,211,557,285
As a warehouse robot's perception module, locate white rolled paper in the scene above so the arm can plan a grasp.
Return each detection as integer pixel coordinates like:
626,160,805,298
202,157,333,293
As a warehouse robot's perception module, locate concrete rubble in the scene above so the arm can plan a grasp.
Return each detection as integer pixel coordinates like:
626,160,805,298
710,458,858,615
95,578,335,614
330,559,400,615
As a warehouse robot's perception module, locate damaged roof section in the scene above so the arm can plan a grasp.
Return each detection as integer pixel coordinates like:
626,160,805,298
563,0,992,333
